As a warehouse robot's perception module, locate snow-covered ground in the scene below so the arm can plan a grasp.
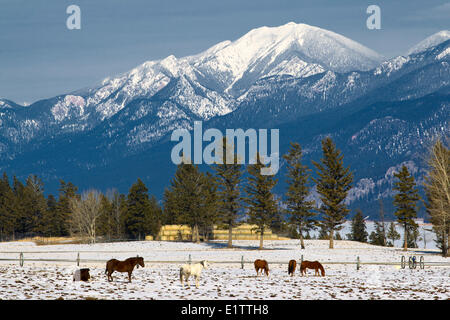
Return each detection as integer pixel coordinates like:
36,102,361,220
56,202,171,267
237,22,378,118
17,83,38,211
0,240,448,300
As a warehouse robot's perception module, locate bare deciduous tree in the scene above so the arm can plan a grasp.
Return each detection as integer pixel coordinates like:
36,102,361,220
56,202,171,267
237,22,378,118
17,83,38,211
424,138,450,257
70,190,102,244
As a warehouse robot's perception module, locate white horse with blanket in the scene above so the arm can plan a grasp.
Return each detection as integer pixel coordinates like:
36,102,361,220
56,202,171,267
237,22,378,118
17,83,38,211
180,260,208,288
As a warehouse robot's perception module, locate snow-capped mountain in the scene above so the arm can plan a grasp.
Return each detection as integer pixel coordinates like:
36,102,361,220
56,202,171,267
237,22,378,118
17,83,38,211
186,22,384,96
407,30,450,55
0,23,449,218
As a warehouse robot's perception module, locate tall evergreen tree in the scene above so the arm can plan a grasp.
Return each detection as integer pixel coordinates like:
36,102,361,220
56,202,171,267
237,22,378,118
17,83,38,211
244,154,279,250
387,222,401,247
312,137,353,249
12,176,27,235
57,180,79,236
213,137,243,248
164,163,216,242
377,199,387,246
393,165,420,251
283,142,316,249
124,179,158,240
24,175,48,235
146,195,163,239
369,221,387,246
0,173,16,240
97,194,114,240
348,209,368,243
40,194,59,237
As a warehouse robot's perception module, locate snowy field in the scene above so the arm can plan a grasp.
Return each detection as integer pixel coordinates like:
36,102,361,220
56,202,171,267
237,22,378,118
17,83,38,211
0,240,448,300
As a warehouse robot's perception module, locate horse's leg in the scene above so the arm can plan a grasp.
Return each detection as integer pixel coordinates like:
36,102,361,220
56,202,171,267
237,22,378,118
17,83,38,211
195,275,199,288
128,271,132,283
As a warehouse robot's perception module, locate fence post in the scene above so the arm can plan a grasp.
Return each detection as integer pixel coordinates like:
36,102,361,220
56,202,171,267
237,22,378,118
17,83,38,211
356,256,360,270
401,256,406,269
19,252,24,267
420,256,425,269
241,256,244,269
77,252,80,267
188,254,191,265
300,255,303,265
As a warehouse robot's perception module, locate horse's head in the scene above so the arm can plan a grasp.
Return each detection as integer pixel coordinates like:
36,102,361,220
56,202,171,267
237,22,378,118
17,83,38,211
200,260,208,269
137,257,145,268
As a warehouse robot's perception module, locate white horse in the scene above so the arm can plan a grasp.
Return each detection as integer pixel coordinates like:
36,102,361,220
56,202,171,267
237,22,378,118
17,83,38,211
180,260,208,288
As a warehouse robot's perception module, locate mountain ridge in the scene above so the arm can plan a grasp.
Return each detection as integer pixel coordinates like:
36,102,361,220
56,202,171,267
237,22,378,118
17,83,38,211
0,23,449,219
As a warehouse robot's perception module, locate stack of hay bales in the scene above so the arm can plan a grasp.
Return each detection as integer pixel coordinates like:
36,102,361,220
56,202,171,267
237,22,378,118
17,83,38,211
212,224,290,240
152,225,192,241
148,224,290,241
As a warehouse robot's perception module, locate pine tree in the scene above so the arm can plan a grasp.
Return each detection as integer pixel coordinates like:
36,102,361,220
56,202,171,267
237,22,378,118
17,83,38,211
124,179,159,240
12,176,27,236
0,173,16,240
24,175,48,236
393,165,420,251
97,194,114,240
114,193,127,239
387,222,401,247
406,223,420,248
202,172,220,241
57,180,79,236
349,209,368,243
213,137,243,248
244,154,279,250
377,199,387,246
312,137,353,249
40,194,59,237
146,195,162,239
164,163,211,242
283,142,316,249
369,221,387,246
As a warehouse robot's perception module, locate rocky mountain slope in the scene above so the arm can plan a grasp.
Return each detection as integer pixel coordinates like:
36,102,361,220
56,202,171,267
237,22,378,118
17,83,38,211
0,23,448,218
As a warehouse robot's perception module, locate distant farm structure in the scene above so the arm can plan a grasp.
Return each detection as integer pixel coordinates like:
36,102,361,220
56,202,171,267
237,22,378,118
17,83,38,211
146,224,290,241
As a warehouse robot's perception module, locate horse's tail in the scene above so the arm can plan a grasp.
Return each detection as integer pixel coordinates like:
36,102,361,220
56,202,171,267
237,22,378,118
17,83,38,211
288,260,296,275
318,263,325,276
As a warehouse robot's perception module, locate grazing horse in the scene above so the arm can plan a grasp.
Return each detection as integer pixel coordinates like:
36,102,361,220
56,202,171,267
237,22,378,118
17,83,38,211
288,260,297,276
180,260,208,288
300,260,325,277
105,256,145,283
254,259,270,277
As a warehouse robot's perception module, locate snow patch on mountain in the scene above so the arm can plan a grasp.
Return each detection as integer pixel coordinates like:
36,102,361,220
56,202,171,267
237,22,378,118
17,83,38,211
51,95,86,122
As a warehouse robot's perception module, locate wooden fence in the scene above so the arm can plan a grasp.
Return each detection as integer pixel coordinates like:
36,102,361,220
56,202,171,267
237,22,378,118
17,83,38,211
0,252,449,270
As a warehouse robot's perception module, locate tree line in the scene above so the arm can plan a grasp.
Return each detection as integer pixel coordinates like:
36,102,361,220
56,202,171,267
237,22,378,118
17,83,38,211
0,136,448,256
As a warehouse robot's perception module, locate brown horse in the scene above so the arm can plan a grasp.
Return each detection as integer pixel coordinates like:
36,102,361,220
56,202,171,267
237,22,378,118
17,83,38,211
254,259,269,277
105,256,145,282
288,260,297,276
300,260,325,276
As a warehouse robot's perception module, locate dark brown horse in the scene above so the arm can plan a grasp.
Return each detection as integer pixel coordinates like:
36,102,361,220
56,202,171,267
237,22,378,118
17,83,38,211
300,260,325,276
288,260,297,276
105,256,145,282
254,259,269,277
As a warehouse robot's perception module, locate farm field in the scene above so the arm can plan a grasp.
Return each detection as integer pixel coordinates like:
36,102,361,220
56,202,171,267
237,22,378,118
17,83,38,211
0,240,448,300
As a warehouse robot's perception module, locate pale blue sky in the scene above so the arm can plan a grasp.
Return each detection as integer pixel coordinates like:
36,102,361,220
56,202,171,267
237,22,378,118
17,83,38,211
0,0,449,104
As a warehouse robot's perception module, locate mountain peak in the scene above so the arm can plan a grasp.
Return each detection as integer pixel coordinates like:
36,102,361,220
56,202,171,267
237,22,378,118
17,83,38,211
188,22,384,95
407,30,450,55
